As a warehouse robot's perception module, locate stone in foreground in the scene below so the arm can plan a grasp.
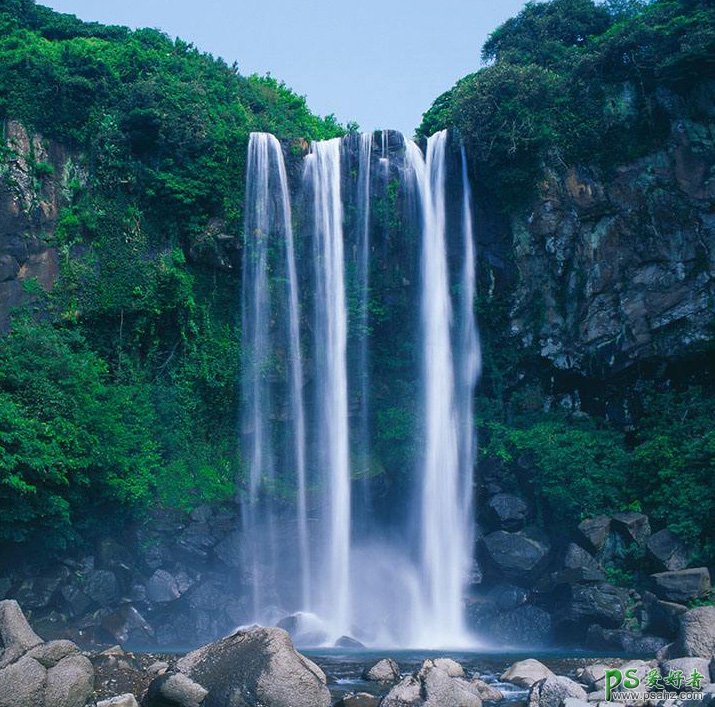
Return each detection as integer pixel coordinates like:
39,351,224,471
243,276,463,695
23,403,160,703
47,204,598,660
528,676,587,707
362,657,400,684
146,626,331,707
501,659,555,688
678,606,715,658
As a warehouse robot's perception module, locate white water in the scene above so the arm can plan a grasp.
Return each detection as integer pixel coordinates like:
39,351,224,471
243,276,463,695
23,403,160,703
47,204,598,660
305,139,352,638
240,129,480,648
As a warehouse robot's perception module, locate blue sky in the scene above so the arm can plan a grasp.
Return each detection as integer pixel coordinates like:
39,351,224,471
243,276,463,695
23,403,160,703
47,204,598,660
42,0,528,136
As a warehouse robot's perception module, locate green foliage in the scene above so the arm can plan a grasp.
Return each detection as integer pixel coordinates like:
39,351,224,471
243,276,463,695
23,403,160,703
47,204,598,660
0,319,160,548
0,0,342,553
419,0,714,210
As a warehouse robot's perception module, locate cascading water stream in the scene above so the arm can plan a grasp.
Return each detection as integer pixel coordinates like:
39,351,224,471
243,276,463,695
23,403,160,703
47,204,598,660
304,139,352,638
240,129,480,648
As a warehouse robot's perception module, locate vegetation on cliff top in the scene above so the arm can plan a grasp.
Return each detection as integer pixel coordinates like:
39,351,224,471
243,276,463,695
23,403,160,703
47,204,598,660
419,0,715,210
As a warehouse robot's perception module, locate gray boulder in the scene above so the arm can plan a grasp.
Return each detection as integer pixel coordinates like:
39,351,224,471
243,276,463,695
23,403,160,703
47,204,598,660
471,677,504,701
557,584,627,630
432,658,465,678
0,601,93,707
679,606,715,658
643,591,688,638
501,659,555,688
145,673,208,707
482,531,550,580
166,626,331,707
334,694,380,707
563,544,605,582
381,674,423,707
528,676,587,707
578,517,611,554
0,599,43,668
661,658,711,684
44,654,95,707
97,696,140,707
362,658,400,684
611,512,651,546
84,569,119,607
146,569,181,603
487,494,529,531
652,568,711,602
647,529,689,572
418,660,481,707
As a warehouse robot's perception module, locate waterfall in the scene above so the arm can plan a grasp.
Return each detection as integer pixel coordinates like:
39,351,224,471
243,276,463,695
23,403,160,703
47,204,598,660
304,139,352,638
240,129,480,648
240,132,310,619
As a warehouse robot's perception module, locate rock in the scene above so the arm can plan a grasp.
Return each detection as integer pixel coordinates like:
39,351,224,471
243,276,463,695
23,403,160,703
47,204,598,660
419,660,481,707
586,624,669,654
0,654,46,707
485,584,528,611
563,544,604,581
556,584,627,631
335,635,365,649
580,664,608,689
679,606,715,658
97,696,140,707
643,591,688,638
148,660,170,676
84,569,119,607
60,584,93,617
432,658,465,677
45,653,94,707
26,639,79,667
382,674,423,707
611,512,651,546
481,531,551,580
487,494,529,531
578,517,611,554
487,605,554,647
101,605,155,645
146,569,181,603
661,658,712,684
190,504,214,523
362,658,400,684
13,566,70,610
501,659,555,688
471,677,504,701
145,673,208,707
647,529,689,571
652,568,711,602
334,694,380,707
562,699,590,707
528,676,588,707
0,599,43,668
171,626,331,707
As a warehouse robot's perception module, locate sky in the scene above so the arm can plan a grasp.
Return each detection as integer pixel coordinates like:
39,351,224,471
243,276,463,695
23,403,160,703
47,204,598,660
42,0,529,136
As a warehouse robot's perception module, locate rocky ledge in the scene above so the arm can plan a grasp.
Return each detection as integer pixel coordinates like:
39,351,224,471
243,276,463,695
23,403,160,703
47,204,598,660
1,599,714,707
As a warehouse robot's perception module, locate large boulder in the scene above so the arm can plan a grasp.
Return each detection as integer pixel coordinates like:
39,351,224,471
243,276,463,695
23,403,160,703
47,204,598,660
647,529,689,572
527,676,587,707
419,660,481,707
145,672,208,707
0,601,94,707
678,606,715,658
0,599,43,668
486,605,553,647
487,494,529,531
610,512,651,546
362,658,400,684
562,544,605,582
501,659,555,688
97,697,140,707
643,591,688,639
151,626,331,707
481,531,550,581
146,569,181,604
577,517,611,554
652,568,711,602
661,658,712,685
381,674,423,707
555,583,627,632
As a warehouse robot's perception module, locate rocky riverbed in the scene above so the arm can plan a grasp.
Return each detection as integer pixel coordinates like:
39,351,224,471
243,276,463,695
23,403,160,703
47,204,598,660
1,599,713,707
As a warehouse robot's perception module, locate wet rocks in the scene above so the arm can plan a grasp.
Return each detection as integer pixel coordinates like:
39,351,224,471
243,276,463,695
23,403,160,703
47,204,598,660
651,568,712,602
362,658,400,684
647,529,690,572
149,626,331,707
501,659,555,688
0,600,94,707
527,675,587,707
481,530,551,581
678,606,715,658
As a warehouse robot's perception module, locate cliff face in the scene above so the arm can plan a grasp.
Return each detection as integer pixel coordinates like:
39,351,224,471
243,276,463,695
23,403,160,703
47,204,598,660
0,121,80,329
481,98,715,378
